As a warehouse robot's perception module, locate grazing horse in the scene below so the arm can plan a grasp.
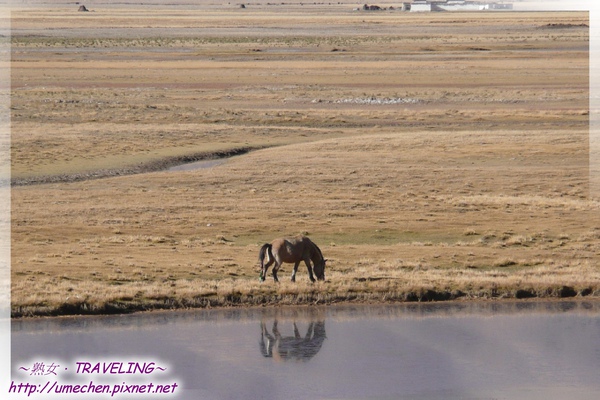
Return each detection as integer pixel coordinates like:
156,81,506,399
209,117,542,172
259,236,326,282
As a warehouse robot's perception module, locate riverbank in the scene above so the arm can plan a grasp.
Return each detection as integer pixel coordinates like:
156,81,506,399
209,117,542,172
11,281,600,318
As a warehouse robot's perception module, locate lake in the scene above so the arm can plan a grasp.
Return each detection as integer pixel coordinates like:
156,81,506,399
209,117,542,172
11,301,600,400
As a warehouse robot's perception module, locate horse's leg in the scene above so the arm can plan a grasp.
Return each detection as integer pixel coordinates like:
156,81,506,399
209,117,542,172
306,322,315,339
260,321,274,358
272,320,280,338
304,258,316,282
291,261,301,282
261,258,274,283
272,261,281,282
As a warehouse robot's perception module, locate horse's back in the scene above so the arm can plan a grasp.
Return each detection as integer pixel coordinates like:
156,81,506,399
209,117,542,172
271,236,309,262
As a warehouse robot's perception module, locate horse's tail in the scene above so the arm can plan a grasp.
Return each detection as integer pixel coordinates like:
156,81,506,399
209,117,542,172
259,243,272,281
259,243,272,268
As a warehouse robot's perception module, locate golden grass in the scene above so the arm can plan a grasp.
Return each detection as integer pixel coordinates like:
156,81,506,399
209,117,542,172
10,6,596,316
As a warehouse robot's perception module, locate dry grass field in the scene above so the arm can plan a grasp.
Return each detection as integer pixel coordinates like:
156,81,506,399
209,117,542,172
10,2,597,317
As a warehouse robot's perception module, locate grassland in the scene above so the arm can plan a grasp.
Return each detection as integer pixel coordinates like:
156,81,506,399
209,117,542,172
10,3,596,317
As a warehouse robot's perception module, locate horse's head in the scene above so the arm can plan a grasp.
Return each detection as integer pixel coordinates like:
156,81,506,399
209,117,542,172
314,258,326,281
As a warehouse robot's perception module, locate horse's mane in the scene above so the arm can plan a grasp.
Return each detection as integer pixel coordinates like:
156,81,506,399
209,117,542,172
308,238,324,261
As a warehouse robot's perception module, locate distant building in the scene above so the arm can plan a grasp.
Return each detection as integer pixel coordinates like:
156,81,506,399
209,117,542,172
408,1,513,12
409,1,431,12
490,3,513,9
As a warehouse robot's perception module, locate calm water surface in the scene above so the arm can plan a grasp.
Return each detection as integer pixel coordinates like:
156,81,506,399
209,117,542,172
11,301,600,400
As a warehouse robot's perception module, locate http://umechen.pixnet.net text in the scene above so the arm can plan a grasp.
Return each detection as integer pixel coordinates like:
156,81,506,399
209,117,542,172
8,360,180,397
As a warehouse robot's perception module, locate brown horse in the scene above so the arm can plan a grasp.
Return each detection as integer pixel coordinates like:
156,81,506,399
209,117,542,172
259,236,326,282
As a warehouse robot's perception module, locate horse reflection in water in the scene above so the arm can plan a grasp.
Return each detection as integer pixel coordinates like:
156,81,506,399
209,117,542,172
260,320,326,362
